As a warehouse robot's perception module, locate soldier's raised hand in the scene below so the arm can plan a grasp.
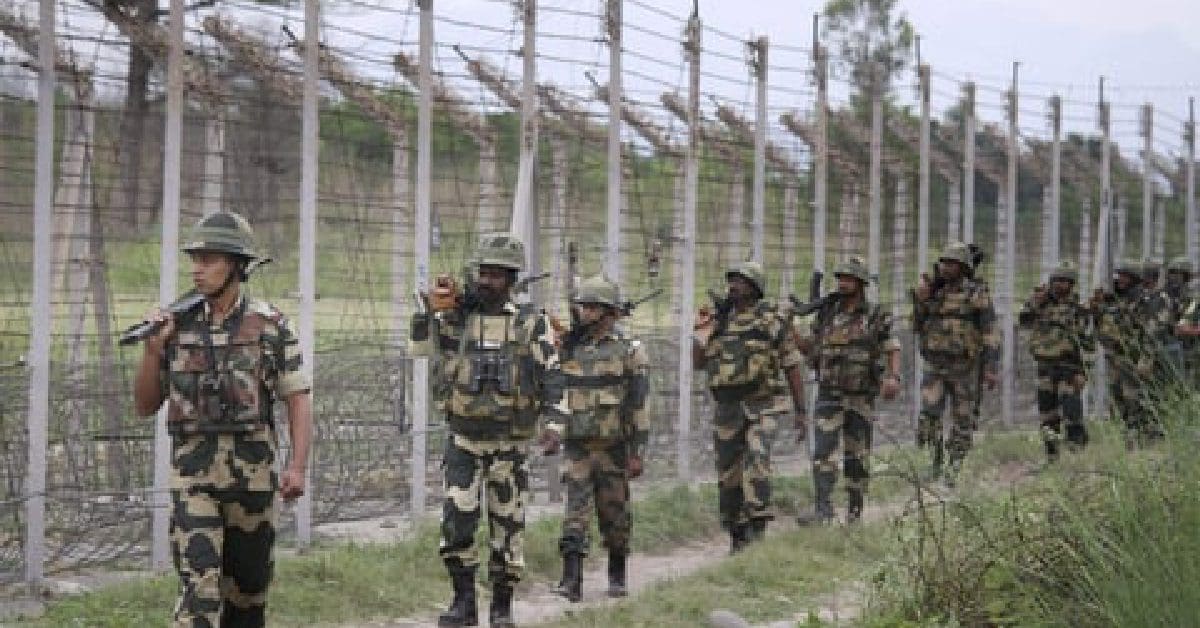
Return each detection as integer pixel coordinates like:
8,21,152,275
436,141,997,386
694,307,716,344
914,274,933,301
1032,285,1048,306
983,371,1000,390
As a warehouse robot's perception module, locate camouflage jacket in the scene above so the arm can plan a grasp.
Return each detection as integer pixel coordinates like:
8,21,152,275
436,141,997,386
1093,287,1156,363
1143,288,1179,348
913,278,1000,374
412,301,563,441
806,297,899,396
547,326,650,454
700,300,803,401
162,295,310,491
1018,292,1093,369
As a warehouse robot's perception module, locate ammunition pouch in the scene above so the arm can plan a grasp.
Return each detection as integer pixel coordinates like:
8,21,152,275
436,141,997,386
710,382,759,403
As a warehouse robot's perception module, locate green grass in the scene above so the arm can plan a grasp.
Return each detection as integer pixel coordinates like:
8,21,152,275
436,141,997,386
863,390,1200,627
17,478,806,627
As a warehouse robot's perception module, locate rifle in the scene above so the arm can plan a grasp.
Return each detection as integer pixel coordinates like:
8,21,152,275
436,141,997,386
788,270,838,319
706,289,735,339
118,291,205,346
620,288,663,317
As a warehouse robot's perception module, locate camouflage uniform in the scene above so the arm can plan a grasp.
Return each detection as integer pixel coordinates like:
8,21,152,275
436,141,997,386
698,262,802,546
913,242,1001,476
1140,258,1179,382
163,212,310,628
1018,262,1093,461
1093,259,1160,441
411,233,562,627
1163,257,1193,379
545,275,650,601
804,258,900,522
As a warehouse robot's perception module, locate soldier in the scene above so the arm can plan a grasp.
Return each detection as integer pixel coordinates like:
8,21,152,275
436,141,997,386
1137,258,1179,390
912,242,1000,484
132,211,313,628
798,257,901,524
1091,258,1160,446
1163,257,1193,376
693,261,806,553
540,275,650,602
411,233,563,628
1018,261,1093,463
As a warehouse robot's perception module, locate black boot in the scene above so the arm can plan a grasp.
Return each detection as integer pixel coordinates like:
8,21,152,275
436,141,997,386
1066,423,1088,450
847,488,864,524
745,518,767,543
1044,439,1060,464
437,569,478,627
489,580,516,628
728,525,748,554
799,470,836,525
554,552,583,603
606,551,627,598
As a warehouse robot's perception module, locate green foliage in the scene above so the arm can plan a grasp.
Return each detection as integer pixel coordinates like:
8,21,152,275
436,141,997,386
822,0,916,97
865,389,1200,627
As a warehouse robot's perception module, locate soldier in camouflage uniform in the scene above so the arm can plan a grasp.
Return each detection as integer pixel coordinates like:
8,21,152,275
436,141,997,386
693,261,806,552
539,274,649,602
133,211,313,628
411,233,563,628
912,242,1001,483
1018,261,1093,463
797,257,901,524
1091,258,1161,445
1162,257,1193,377
1173,258,1200,387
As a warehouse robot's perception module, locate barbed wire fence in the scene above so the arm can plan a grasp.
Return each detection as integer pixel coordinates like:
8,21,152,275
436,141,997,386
0,0,1196,592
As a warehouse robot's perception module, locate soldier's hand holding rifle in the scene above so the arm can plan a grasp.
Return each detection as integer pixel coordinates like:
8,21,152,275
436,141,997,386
1032,284,1048,307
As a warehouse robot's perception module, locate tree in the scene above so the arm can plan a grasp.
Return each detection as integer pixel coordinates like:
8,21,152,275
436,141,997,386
821,0,915,101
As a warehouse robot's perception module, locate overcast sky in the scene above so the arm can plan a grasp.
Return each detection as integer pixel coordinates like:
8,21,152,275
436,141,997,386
9,0,1199,156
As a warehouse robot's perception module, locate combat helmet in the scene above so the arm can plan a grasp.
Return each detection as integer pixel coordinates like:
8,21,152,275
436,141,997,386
574,274,620,309
1142,257,1163,275
1049,260,1077,284
182,211,264,260
1114,257,1141,277
726,260,766,296
181,211,270,280
1168,255,1193,275
474,232,525,272
833,256,870,284
938,241,972,267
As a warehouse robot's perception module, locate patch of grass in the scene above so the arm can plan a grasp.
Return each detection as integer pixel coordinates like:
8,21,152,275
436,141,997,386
863,389,1200,627
19,478,807,627
543,522,892,628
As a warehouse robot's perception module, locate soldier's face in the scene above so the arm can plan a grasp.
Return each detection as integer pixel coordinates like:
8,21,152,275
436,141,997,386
577,302,606,325
938,259,963,280
476,265,513,301
1051,278,1072,295
836,274,861,295
1168,271,1188,288
1115,272,1137,291
189,251,236,296
726,275,758,303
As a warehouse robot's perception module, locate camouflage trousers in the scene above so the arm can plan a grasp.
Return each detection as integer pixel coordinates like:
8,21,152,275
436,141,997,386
812,393,872,512
440,434,528,583
713,396,781,530
558,439,631,557
1106,359,1157,438
1036,365,1087,455
918,367,979,466
169,487,276,628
